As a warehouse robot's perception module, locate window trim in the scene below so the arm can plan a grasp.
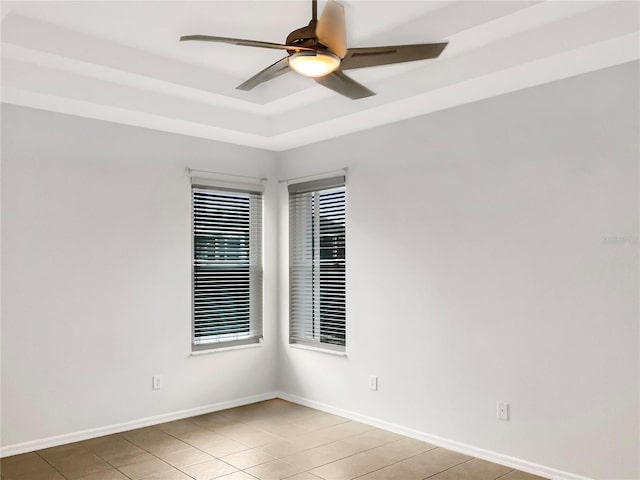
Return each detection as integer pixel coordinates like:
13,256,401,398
288,175,346,352
190,178,264,352
190,339,264,356
289,342,347,357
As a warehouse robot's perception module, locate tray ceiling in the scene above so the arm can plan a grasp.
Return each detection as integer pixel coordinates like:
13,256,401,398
1,1,638,151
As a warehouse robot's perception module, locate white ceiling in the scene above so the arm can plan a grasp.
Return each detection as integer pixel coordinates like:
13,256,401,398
1,1,638,151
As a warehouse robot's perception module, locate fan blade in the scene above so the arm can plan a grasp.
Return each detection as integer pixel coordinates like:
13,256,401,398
315,71,375,99
340,43,447,70
316,0,347,58
180,35,314,52
237,57,291,91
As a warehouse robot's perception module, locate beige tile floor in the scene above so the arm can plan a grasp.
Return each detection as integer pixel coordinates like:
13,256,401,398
0,399,548,480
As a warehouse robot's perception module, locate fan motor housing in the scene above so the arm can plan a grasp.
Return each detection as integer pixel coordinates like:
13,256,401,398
286,22,326,53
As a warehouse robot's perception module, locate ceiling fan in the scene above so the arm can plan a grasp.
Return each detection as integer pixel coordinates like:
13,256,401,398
180,0,447,100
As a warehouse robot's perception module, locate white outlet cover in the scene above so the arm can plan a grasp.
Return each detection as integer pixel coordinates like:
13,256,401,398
497,401,509,420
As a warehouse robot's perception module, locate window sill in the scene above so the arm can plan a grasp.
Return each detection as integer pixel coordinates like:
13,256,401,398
190,341,263,356
289,343,347,357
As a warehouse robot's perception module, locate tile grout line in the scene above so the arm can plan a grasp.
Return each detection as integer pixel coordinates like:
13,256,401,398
495,468,518,480
193,406,375,476
419,457,517,480
115,410,312,477
306,440,436,479
345,446,450,480
421,457,481,480
77,433,198,480
147,407,383,475
33,451,70,480
109,433,200,480
254,432,411,477
11,400,542,480
60,409,441,480
68,407,270,478
133,418,259,475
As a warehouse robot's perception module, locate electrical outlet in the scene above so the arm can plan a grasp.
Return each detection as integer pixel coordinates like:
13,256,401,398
497,401,509,420
369,375,378,391
152,375,163,390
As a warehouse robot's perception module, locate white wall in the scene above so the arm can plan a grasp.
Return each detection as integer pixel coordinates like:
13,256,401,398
277,62,639,480
0,106,279,447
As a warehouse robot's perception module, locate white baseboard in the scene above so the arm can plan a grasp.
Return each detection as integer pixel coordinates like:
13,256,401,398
0,391,278,458
0,390,595,480
276,392,593,480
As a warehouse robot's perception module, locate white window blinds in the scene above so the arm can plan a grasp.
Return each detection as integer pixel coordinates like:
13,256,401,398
192,182,263,350
289,176,346,351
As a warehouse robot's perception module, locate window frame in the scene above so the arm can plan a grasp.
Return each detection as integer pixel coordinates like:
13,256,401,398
190,178,264,352
288,176,346,352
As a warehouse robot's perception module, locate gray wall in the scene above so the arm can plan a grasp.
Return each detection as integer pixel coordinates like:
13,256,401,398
277,62,639,479
1,107,279,446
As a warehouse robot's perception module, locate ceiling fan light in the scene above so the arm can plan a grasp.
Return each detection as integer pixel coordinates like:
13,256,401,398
289,51,340,78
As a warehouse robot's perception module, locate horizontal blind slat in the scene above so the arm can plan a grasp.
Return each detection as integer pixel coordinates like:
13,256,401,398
289,181,346,351
192,186,262,345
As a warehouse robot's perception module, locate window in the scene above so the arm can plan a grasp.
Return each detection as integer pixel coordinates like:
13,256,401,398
289,176,346,351
191,180,263,350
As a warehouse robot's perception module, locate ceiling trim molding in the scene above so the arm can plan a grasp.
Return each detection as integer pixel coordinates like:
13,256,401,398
0,87,275,150
3,33,637,152
1,1,637,151
267,33,640,151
